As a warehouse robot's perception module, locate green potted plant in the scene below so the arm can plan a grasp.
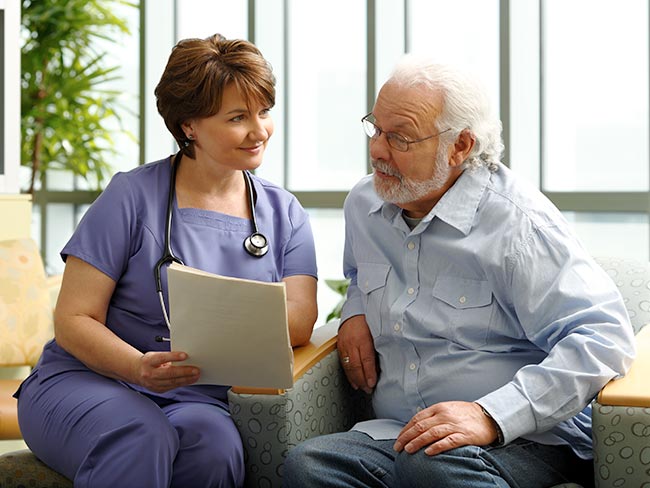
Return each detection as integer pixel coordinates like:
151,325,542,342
325,278,350,321
20,0,136,194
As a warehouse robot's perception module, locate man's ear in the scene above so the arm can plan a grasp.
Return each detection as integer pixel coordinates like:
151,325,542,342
449,129,476,167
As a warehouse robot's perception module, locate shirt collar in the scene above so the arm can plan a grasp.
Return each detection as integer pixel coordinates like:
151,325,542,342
432,165,491,235
368,165,492,236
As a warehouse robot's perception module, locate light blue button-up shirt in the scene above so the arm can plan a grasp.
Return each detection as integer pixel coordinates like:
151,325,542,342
341,163,635,459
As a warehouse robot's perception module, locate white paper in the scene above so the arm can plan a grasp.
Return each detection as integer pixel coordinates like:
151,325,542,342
167,262,294,389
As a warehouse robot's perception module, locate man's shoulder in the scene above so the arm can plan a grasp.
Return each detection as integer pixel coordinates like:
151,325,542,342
482,165,564,229
345,174,377,206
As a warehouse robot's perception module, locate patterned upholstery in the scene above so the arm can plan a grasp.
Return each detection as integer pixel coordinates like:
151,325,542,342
594,256,650,334
591,256,650,488
0,238,71,486
228,350,372,488
0,238,54,368
0,449,71,488
1,253,647,487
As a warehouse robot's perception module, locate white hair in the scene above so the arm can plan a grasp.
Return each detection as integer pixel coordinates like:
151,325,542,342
388,55,504,172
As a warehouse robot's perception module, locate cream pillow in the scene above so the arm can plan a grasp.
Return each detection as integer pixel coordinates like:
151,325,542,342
0,238,53,367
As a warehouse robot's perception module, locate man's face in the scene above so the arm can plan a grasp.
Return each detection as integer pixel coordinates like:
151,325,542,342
369,82,458,216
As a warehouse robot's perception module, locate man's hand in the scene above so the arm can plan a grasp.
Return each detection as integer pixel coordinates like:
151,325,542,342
393,401,499,456
337,315,377,393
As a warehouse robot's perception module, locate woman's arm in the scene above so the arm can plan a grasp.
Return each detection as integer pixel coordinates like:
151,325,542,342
283,274,318,347
54,256,200,392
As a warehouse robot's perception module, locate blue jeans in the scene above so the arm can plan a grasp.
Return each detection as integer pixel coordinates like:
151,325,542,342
283,431,593,488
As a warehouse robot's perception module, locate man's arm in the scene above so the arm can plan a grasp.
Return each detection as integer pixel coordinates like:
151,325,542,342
477,226,636,444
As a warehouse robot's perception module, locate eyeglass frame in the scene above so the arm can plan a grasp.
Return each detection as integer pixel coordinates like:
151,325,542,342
361,112,451,152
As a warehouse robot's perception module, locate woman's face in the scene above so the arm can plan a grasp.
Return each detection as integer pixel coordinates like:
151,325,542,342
185,83,274,172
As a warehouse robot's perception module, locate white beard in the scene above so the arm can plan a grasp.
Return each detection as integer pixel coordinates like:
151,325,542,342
372,146,451,204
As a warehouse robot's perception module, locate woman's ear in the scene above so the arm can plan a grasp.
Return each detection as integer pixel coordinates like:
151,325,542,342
449,129,476,167
181,121,194,140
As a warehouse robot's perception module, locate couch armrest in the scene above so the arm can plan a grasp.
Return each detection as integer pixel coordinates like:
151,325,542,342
227,319,373,488
230,320,339,395
597,325,650,407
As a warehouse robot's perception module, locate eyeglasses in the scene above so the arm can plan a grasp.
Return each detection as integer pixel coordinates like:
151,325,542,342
361,113,451,152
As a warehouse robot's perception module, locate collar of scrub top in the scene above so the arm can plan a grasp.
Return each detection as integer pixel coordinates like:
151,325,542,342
154,152,268,341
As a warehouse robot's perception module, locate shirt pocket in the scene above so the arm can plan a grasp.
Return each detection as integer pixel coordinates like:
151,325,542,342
431,276,494,348
357,262,391,339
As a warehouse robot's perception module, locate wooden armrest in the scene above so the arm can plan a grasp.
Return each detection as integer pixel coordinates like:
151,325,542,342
0,379,23,440
231,320,339,395
597,325,650,407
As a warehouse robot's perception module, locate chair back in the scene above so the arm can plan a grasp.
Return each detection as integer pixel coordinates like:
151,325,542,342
0,238,55,368
595,256,650,335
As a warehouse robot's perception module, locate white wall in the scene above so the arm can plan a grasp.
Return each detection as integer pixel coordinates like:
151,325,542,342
0,0,20,194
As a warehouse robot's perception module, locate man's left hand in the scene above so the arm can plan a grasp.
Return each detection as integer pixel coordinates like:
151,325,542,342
393,401,498,456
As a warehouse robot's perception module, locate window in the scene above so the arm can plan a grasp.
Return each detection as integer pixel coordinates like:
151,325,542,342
35,0,650,322
542,0,649,192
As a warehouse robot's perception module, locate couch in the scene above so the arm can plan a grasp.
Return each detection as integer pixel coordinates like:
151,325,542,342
0,240,648,488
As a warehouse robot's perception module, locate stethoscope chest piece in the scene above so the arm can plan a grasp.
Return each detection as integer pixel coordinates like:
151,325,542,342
244,232,269,257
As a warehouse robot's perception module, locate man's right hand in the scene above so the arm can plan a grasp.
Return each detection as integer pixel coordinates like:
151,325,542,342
337,315,377,394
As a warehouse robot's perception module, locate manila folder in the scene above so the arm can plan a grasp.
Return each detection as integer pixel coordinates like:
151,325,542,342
167,262,294,389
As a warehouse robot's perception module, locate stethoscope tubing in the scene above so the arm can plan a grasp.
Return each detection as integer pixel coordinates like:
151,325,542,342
154,152,268,334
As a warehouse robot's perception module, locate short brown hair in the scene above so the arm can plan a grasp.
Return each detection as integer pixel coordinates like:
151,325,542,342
155,34,276,159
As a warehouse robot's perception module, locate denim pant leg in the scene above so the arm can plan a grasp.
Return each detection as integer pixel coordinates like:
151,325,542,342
284,431,397,487
284,432,593,488
394,438,593,488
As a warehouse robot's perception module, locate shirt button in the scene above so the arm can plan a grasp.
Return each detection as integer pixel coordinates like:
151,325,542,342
459,296,467,304
409,363,416,370
416,406,422,412
364,280,369,289
393,323,401,331
407,241,415,250
407,288,415,295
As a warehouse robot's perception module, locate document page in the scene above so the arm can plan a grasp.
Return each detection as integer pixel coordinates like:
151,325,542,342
167,262,294,389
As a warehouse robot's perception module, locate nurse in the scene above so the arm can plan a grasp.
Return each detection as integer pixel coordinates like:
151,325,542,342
15,34,318,488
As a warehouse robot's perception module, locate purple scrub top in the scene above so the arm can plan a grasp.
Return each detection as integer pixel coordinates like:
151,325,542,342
34,156,318,406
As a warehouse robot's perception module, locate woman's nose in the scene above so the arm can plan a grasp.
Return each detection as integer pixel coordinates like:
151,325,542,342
249,116,273,140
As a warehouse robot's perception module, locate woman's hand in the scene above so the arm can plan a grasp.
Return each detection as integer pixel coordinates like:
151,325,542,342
132,351,201,393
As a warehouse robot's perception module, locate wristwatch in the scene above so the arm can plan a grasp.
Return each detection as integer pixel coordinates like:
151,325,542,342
478,404,505,446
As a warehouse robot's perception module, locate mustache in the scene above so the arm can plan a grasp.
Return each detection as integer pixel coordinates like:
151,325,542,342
371,160,402,179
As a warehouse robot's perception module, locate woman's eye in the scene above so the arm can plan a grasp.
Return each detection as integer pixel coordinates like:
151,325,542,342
260,108,272,117
230,115,244,122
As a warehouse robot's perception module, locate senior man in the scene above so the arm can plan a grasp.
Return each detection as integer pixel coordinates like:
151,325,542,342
283,57,635,488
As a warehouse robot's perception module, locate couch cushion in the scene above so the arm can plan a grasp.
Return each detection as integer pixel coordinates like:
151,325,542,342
0,238,53,367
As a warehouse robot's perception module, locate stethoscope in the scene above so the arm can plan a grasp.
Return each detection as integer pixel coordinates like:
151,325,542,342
154,152,269,339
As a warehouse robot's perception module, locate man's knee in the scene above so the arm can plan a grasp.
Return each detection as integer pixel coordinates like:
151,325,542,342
394,446,505,488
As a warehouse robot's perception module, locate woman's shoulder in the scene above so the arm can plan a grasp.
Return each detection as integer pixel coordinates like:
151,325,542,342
250,173,300,207
103,157,171,199
122,156,172,184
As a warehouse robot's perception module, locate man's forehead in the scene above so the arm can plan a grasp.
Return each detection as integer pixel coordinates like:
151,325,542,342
374,82,443,128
